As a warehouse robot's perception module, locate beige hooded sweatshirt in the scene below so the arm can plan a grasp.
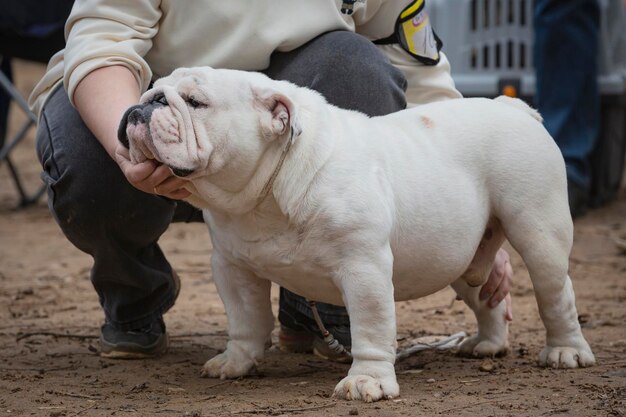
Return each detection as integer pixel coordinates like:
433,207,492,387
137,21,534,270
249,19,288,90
29,0,461,116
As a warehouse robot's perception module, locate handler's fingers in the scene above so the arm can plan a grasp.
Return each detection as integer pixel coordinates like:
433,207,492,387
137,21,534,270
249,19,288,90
479,263,504,302
504,293,513,321
114,144,157,181
148,164,175,187
154,175,189,195
479,248,510,302
487,259,513,308
164,188,192,200
115,153,173,195
115,144,131,160
119,157,159,184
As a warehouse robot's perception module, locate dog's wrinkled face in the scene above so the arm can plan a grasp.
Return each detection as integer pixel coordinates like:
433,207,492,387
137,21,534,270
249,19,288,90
118,67,301,180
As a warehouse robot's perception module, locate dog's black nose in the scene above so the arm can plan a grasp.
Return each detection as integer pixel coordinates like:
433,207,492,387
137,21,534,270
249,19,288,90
128,108,145,125
117,104,144,148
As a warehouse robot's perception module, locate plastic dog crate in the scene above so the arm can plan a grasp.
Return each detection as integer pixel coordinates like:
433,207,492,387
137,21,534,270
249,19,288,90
427,0,626,96
428,0,536,96
427,0,626,207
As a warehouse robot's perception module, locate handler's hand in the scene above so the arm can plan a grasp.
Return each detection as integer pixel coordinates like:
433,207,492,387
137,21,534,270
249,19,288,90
115,144,191,200
479,248,513,321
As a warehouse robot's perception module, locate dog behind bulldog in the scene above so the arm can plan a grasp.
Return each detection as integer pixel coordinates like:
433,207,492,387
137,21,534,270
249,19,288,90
118,67,595,402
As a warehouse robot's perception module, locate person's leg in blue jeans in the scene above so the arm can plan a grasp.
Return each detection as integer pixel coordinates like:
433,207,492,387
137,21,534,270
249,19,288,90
36,30,406,359
534,0,600,217
36,84,202,357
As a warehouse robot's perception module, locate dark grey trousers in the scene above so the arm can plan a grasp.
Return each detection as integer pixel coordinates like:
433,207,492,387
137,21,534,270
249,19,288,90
36,31,407,331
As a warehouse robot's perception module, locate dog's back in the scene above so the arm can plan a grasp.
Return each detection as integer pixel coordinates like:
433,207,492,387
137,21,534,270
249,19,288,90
493,95,543,123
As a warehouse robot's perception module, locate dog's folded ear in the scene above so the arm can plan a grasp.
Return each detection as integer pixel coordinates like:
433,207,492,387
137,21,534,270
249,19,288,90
254,89,302,142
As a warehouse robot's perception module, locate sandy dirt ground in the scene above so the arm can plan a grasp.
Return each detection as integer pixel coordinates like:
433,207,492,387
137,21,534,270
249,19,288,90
0,60,625,417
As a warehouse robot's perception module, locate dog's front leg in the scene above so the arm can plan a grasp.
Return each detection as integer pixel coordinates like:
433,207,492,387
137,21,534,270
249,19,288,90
201,253,274,379
333,251,399,402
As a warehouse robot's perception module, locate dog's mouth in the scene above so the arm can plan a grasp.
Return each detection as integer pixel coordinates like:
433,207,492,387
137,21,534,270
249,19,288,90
170,166,195,177
118,98,197,178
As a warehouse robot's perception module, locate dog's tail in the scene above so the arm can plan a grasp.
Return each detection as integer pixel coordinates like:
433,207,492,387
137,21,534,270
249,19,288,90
494,95,543,124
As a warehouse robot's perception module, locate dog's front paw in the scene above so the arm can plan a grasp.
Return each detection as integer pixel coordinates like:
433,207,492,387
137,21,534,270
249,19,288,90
200,350,255,379
539,345,595,369
333,374,399,402
458,334,509,358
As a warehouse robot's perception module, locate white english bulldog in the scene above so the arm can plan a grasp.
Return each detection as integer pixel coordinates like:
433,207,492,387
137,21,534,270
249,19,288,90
118,67,595,402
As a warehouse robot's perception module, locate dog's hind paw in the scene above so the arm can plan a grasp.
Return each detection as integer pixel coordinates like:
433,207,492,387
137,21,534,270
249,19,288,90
200,351,255,379
333,374,399,402
538,345,595,369
457,335,509,358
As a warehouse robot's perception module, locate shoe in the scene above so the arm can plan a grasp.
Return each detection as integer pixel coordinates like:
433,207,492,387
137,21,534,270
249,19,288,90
278,325,352,363
100,317,168,359
99,270,180,359
278,306,352,363
568,181,589,219
277,324,314,353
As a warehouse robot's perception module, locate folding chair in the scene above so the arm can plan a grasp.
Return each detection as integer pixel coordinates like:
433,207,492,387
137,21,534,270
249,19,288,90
0,57,45,206
0,0,74,207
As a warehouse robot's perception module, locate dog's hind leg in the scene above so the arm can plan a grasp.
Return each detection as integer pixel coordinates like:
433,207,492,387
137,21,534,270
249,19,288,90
452,218,509,357
451,278,510,357
499,207,595,368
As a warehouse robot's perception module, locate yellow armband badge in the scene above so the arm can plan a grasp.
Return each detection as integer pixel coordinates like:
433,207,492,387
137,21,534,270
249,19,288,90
375,0,442,65
398,0,441,64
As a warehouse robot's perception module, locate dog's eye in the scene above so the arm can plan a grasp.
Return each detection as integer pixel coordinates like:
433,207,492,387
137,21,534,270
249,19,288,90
154,95,168,106
187,96,207,109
